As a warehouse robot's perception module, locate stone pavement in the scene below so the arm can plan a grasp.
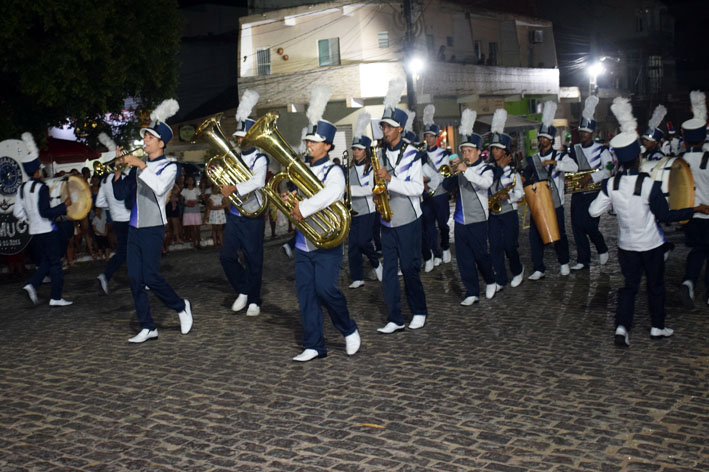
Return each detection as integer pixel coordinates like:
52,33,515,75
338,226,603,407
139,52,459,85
1,206,708,472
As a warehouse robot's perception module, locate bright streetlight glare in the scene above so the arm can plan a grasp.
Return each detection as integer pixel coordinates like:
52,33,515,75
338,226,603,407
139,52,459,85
588,62,606,78
408,57,425,75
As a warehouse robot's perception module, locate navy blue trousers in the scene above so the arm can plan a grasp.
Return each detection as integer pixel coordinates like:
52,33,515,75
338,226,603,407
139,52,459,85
27,231,64,300
617,246,666,331
220,212,265,306
372,215,382,251
683,219,709,290
127,226,185,330
103,221,128,281
571,191,608,265
529,205,570,273
347,212,380,281
295,245,357,355
489,211,523,286
422,194,450,260
455,221,495,297
381,218,427,324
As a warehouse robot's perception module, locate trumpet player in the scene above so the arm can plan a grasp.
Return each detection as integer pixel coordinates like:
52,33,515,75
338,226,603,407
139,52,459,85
347,112,383,289
488,123,525,290
221,90,267,317
442,110,496,305
569,96,611,271
113,99,193,343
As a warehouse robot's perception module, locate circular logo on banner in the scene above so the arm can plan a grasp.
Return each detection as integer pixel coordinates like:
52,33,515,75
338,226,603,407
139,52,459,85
0,212,31,255
0,138,32,254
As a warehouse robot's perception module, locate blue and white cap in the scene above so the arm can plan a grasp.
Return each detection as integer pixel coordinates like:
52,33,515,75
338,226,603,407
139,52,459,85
610,96,640,164
642,104,667,142
305,120,337,143
538,101,558,140
538,124,557,140
642,127,664,142
233,90,260,137
352,135,372,149
21,132,41,175
423,124,440,136
682,91,707,143
402,130,419,144
139,99,179,146
579,118,596,133
489,132,512,150
233,118,256,137
579,96,599,133
459,133,483,150
381,107,408,128
381,77,407,128
140,121,174,145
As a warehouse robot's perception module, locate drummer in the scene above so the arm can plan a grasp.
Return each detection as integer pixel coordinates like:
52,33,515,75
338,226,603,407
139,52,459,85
520,101,578,280
13,133,73,307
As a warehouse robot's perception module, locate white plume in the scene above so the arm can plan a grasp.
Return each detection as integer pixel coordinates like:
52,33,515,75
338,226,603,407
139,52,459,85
98,132,116,152
306,84,332,126
648,104,667,131
491,108,507,134
236,89,260,122
354,112,371,139
458,109,477,136
690,90,707,122
21,132,39,159
541,101,557,128
423,104,435,126
610,97,637,134
150,98,180,123
383,76,405,109
297,127,308,154
582,95,599,122
404,111,416,132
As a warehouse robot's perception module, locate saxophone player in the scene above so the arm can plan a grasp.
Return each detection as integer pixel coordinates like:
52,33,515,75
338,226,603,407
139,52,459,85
487,109,525,290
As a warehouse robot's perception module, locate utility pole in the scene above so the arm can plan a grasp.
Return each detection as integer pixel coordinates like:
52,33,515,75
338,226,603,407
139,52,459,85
403,0,417,119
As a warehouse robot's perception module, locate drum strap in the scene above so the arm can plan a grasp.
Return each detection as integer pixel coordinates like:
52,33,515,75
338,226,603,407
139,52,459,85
19,182,25,199
701,152,709,170
633,173,648,196
612,174,622,191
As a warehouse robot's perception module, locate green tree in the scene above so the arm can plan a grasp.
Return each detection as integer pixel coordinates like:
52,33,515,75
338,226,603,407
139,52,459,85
0,0,182,147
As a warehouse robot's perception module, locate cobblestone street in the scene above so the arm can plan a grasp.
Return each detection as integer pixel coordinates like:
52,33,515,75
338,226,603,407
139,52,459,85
1,207,707,472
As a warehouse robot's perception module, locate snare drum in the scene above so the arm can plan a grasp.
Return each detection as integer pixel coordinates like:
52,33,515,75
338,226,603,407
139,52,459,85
640,157,695,223
524,180,560,244
45,175,92,221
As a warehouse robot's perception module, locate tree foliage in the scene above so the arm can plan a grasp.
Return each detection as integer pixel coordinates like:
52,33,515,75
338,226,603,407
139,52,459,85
0,0,182,147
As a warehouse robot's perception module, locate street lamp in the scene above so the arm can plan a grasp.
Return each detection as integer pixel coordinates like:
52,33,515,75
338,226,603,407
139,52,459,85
587,61,606,95
407,56,425,79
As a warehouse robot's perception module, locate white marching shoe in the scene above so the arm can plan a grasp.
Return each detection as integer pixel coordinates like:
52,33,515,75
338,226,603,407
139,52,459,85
460,296,479,306
424,258,434,273
485,284,496,300
97,273,109,295
571,263,586,271
560,264,570,276
374,264,383,282
433,257,442,267
681,280,694,307
650,327,674,339
246,304,260,316
408,315,426,330
178,299,193,334
282,243,293,259
49,298,73,307
511,267,524,288
528,271,545,281
349,280,365,289
614,325,629,347
23,284,38,305
231,293,248,312
345,330,361,356
129,328,158,343
377,322,405,334
292,349,324,362
442,249,452,263
599,252,609,265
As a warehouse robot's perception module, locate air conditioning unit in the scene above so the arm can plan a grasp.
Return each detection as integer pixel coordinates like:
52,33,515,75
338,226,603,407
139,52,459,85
529,30,544,44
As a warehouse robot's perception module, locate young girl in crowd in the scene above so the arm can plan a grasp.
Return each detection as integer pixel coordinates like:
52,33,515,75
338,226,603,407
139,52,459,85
180,175,202,249
207,184,226,248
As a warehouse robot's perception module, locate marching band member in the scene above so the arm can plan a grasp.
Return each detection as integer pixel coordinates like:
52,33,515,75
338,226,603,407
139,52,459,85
14,133,73,306
487,109,525,290
521,101,577,280
376,77,429,333
569,96,611,271
95,133,131,295
661,121,679,156
113,99,193,343
589,97,709,347
641,105,668,162
347,112,383,289
421,104,452,271
220,90,267,316
288,84,360,362
679,91,709,307
442,109,496,305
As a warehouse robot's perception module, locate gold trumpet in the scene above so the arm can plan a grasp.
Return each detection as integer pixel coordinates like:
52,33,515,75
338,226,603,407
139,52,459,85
564,169,602,194
489,174,517,214
193,113,268,218
93,146,146,177
240,112,350,249
370,143,393,222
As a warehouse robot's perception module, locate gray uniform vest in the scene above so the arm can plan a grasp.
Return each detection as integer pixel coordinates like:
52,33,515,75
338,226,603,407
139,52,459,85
383,144,420,228
349,164,375,216
427,147,449,197
489,164,515,216
454,162,490,224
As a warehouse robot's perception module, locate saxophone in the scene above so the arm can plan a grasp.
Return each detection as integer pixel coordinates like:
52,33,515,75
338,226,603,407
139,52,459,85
489,174,517,214
369,143,393,222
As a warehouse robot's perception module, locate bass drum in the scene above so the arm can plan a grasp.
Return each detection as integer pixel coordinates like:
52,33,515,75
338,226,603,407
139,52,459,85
524,180,560,244
45,175,92,221
640,157,695,223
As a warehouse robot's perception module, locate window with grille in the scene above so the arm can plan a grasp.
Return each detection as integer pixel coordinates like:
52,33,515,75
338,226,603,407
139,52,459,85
378,31,389,49
488,42,498,65
474,40,482,60
318,38,341,66
257,48,271,76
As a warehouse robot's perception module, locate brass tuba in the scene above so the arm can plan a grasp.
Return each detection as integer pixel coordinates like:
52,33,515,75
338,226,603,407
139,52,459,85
193,113,268,217
240,112,351,249
564,169,602,194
